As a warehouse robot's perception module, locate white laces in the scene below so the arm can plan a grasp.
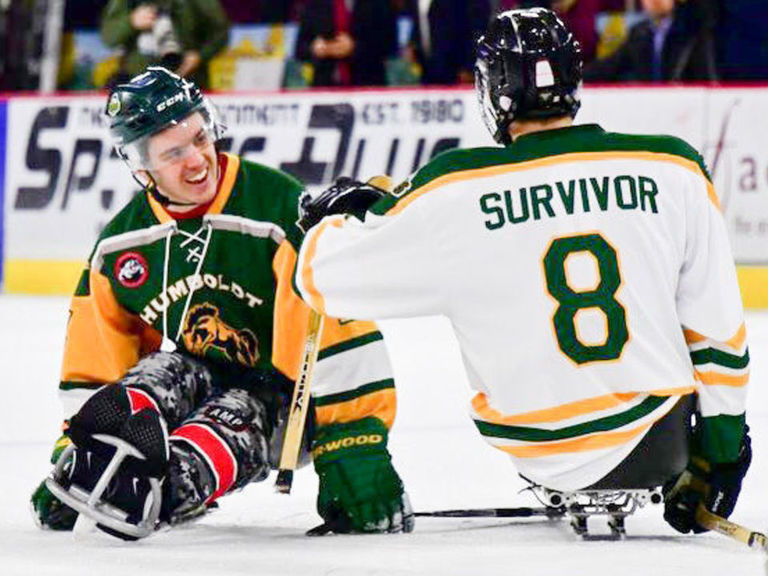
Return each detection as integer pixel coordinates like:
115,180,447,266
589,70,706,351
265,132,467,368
159,220,214,352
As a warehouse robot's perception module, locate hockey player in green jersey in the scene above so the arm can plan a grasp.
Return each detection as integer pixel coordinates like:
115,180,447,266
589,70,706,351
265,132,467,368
30,67,413,539
295,9,751,536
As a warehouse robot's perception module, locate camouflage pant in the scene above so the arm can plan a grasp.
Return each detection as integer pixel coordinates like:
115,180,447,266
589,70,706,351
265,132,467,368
117,351,311,516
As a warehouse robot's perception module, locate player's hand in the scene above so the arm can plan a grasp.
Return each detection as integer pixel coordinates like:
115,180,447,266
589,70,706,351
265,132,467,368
312,417,414,534
31,435,78,530
297,176,391,233
67,385,168,479
31,480,79,530
45,386,171,539
663,427,751,533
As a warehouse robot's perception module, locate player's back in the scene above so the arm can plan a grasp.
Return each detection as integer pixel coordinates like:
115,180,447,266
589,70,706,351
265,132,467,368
421,125,704,401
299,123,744,489
372,123,740,488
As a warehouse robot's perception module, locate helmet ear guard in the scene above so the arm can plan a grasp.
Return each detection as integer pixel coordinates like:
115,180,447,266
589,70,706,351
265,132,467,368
474,8,583,145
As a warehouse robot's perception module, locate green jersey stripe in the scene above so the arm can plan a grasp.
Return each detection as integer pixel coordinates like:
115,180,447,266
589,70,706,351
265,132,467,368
474,395,668,442
59,381,104,391
74,269,90,297
314,378,394,407
318,331,384,361
690,347,750,370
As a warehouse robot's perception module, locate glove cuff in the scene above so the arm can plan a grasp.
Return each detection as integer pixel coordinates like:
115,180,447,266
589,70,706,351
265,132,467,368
312,417,389,465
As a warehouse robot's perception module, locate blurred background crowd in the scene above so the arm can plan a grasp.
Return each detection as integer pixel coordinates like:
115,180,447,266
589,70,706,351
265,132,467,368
0,0,766,93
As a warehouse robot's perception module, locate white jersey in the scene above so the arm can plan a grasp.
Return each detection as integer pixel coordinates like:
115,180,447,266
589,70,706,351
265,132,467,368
296,124,749,490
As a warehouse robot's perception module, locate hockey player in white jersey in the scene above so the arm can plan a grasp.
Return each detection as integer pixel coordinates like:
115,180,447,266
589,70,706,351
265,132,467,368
294,8,751,535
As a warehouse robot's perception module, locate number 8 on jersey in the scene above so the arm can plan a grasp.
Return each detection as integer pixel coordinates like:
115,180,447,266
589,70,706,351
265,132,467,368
543,233,629,365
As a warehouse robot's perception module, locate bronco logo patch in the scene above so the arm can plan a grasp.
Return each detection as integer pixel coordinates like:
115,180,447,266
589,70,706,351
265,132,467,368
115,252,149,288
183,303,259,367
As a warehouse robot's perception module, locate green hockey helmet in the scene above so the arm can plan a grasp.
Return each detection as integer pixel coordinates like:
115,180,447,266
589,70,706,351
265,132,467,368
105,66,225,171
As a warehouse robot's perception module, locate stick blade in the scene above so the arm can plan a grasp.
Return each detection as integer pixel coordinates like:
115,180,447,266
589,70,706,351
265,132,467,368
306,522,333,537
274,469,293,494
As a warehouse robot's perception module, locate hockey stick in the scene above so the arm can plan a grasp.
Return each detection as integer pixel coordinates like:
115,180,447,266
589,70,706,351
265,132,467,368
695,504,768,553
414,506,564,519
275,310,325,494
306,506,564,536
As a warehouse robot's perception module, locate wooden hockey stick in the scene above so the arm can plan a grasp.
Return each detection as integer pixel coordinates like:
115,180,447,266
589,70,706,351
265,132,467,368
695,504,768,552
275,310,325,494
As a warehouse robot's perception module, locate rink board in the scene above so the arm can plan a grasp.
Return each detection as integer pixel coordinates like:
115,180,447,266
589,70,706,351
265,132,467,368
1,87,766,305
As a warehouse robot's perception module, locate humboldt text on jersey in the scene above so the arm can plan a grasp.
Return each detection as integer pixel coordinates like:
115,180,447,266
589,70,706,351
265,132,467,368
140,273,264,324
479,175,659,230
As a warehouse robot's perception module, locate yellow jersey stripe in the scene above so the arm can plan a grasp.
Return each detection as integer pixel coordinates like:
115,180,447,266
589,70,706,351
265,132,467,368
695,370,750,387
684,322,746,350
496,421,652,458
725,323,748,349
321,318,381,351
472,385,694,426
301,217,344,315
315,388,396,429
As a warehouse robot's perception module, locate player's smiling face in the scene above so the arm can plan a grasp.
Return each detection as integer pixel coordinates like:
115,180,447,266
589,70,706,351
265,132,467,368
144,112,219,206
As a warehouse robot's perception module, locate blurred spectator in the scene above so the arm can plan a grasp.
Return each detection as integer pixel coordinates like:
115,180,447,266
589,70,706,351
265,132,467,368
406,0,491,85
59,1,110,89
716,0,768,80
218,0,299,23
0,1,31,90
492,1,632,65
66,0,109,29
296,0,397,87
100,0,229,88
584,0,717,82
552,1,600,63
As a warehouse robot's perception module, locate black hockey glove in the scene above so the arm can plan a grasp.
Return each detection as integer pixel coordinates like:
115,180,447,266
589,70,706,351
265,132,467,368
47,385,171,540
312,417,414,534
297,176,391,233
663,427,752,534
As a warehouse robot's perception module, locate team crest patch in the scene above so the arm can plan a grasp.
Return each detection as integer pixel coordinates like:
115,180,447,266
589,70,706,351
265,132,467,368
115,252,149,288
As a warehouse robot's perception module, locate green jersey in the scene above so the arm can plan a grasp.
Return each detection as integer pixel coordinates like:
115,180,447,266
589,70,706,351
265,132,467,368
60,153,396,431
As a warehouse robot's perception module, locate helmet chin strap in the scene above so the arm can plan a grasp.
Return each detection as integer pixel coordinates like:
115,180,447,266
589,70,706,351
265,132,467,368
132,172,198,208
149,184,197,208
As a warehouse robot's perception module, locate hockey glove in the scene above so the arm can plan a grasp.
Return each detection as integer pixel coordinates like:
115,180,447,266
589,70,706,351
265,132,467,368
48,385,171,539
312,417,414,534
30,434,78,530
663,427,752,534
297,176,391,233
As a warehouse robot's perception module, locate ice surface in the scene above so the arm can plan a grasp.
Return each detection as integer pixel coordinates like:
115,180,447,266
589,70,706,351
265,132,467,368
1,296,766,576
